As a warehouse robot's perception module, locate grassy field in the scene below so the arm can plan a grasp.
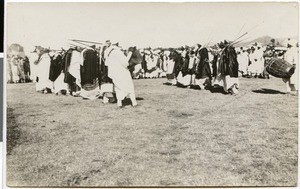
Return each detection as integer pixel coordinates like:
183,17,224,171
6,77,298,187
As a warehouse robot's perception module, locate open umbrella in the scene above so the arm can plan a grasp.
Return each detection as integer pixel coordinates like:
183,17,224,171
8,43,25,58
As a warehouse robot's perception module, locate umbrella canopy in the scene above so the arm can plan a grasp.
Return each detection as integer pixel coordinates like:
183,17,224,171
8,43,25,58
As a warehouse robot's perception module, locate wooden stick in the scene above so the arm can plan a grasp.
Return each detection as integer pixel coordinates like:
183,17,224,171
234,23,246,40
70,39,103,45
70,40,94,49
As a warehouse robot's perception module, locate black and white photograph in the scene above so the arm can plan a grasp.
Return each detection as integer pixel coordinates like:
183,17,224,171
5,1,299,187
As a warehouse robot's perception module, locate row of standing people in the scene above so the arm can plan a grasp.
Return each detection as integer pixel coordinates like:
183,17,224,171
7,55,31,83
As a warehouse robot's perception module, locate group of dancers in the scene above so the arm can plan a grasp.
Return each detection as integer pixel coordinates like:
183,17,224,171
28,40,139,108
7,38,298,107
155,41,240,95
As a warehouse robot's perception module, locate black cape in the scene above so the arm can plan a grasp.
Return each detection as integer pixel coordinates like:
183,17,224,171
63,48,76,84
80,49,99,86
218,46,239,77
49,54,63,82
195,48,212,79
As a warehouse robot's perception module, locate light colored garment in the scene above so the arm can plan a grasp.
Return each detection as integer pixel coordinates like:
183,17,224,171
283,46,298,90
188,56,196,69
256,49,265,74
147,56,157,70
80,87,100,100
166,59,175,74
35,53,53,91
69,50,83,87
194,77,211,89
146,55,159,78
213,74,239,93
248,50,264,74
105,46,135,100
177,71,192,86
10,60,19,83
237,52,249,73
100,83,115,95
29,54,39,81
53,73,68,94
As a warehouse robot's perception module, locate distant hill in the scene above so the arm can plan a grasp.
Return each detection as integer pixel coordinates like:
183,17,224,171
236,35,297,47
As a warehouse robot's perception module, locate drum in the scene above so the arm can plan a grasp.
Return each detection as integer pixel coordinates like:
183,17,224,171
265,58,295,78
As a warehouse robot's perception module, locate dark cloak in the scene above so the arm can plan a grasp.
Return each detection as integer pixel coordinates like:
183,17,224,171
181,54,190,76
169,50,183,77
218,46,239,77
212,54,218,77
141,54,148,73
23,56,30,75
100,51,113,84
63,48,76,84
80,49,99,86
195,48,212,79
49,54,63,82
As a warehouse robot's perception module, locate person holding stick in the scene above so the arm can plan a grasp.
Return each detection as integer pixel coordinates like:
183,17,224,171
213,40,239,95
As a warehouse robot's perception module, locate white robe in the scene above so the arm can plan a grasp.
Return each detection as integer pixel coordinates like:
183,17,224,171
133,64,142,79
146,55,159,78
53,73,68,94
166,59,177,85
166,59,175,75
10,60,19,83
237,52,249,74
35,53,53,92
284,47,298,89
256,49,265,74
69,50,83,88
248,50,264,74
105,46,135,100
178,56,196,86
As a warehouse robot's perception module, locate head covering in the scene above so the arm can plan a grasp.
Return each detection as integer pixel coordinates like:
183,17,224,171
105,40,111,46
32,46,50,55
218,41,225,49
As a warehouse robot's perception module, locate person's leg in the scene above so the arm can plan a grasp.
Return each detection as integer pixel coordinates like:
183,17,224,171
117,99,123,107
129,93,137,106
285,80,292,93
289,83,296,92
103,95,109,103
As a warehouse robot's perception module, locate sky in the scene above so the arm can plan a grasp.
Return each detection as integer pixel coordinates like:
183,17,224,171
6,2,299,54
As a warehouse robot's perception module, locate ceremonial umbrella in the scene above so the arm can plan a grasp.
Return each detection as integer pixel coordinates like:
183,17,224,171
8,43,25,58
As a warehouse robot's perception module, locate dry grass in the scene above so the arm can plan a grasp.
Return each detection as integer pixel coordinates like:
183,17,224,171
6,77,298,187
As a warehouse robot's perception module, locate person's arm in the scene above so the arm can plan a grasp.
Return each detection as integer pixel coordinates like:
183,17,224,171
126,51,133,62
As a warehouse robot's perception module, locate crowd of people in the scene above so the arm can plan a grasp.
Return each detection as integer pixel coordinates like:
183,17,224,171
6,38,299,107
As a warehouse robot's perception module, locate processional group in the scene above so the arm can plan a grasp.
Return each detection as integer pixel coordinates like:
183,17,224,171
7,37,298,107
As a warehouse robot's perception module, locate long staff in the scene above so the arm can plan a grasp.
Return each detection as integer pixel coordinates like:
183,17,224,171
69,39,103,45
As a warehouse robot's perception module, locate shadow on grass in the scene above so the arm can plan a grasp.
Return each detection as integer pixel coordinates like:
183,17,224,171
122,97,144,106
252,88,286,95
208,86,228,95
